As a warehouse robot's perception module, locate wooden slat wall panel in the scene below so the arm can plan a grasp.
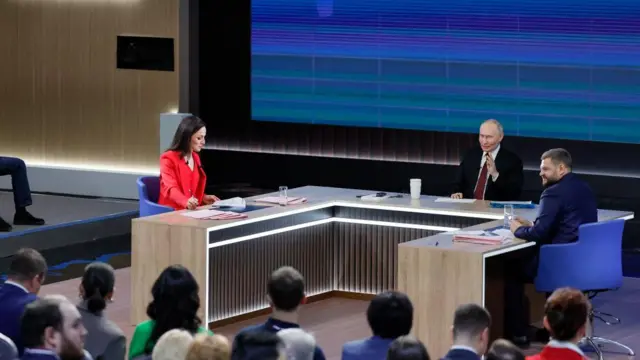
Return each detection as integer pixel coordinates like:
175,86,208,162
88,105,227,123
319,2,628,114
0,0,178,169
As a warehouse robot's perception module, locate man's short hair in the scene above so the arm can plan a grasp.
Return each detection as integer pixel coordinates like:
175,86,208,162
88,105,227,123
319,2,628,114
9,248,47,282
541,148,572,169
453,303,492,340
482,119,504,137
486,339,525,360
386,335,431,360
267,266,305,312
20,298,64,348
544,287,590,341
366,291,414,339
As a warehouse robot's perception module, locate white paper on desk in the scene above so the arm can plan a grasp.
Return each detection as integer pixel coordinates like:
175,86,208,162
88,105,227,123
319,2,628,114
212,197,246,209
360,194,390,202
453,228,514,244
181,209,228,219
434,197,476,204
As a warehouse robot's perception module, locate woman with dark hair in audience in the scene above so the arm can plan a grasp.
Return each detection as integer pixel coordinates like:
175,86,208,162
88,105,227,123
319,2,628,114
526,287,590,360
128,265,212,359
386,335,430,360
158,115,220,211
486,339,525,360
77,262,126,360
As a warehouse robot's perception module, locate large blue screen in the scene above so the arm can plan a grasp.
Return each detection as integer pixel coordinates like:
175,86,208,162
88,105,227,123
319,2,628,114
251,0,640,143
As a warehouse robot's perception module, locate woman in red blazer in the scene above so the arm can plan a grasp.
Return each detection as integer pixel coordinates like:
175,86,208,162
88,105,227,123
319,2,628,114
158,116,219,210
526,288,589,360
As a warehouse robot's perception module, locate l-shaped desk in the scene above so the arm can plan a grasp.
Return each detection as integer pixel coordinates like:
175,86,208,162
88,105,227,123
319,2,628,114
131,186,633,356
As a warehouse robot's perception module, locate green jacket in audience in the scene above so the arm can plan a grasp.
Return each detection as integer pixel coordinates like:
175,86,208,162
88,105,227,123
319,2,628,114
128,320,213,359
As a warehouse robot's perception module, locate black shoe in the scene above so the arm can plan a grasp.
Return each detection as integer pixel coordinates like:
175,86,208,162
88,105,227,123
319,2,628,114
0,217,12,232
510,335,531,349
13,211,45,226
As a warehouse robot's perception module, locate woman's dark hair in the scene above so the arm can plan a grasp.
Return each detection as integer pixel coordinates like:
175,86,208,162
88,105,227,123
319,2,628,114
386,335,430,360
167,115,206,155
81,262,115,314
544,287,590,341
486,339,525,360
145,264,202,353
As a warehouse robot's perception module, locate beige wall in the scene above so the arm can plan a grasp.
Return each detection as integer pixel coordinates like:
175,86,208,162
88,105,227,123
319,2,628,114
0,0,179,171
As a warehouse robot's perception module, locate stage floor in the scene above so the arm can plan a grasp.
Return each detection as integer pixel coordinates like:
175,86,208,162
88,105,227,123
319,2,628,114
40,268,639,360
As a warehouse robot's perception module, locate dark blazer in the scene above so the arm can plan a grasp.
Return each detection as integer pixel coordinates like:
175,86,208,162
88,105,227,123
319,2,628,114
441,348,481,360
0,282,38,355
20,349,59,360
233,318,326,360
452,146,524,201
514,172,597,245
77,301,126,360
341,336,394,360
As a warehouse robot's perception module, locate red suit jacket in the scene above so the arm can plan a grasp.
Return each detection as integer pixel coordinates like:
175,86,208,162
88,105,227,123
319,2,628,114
526,346,586,360
158,150,207,210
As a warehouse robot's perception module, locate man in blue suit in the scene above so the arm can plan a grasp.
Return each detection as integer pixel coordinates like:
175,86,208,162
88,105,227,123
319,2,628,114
441,303,491,360
0,248,47,355
506,148,597,346
341,291,414,360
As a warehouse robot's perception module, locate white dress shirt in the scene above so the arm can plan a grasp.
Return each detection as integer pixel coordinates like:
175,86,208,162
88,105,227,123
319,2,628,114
546,339,586,357
479,144,501,182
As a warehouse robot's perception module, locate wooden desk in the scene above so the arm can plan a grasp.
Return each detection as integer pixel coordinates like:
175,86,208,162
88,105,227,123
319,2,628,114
131,185,633,351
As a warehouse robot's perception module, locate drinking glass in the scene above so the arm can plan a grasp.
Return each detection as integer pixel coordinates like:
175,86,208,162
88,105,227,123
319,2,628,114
279,186,288,206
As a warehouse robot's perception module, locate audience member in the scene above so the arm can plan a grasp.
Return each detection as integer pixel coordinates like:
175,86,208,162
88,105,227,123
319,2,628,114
232,266,325,360
0,248,47,354
186,333,231,360
0,156,45,232
128,265,211,359
20,296,87,360
278,328,316,360
76,262,125,360
386,335,430,360
342,291,414,360
442,303,491,360
151,329,194,360
526,288,590,360
486,339,525,360
231,331,285,360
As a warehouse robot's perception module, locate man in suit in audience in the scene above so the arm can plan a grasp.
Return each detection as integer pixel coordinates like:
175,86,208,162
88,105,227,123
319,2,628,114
451,119,524,201
442,303,491,360
0,156,45,232
232,266,326,360
506,148,598,347
20,296,88,360
0,248,47,355
342,291,414,360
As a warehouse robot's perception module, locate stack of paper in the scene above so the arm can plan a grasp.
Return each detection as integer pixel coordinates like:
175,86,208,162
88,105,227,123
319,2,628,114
360,194,390,202
212,197,247,210
435,198,476,204
254,196,307,205
453,228,514,245
181,209,248,220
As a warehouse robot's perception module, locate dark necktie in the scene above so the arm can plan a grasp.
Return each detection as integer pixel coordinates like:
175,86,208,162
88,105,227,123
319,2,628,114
474,161,489,200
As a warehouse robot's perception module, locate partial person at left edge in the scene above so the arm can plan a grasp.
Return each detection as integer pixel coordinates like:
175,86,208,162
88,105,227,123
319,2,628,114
158,115,220,211
0,156,45,232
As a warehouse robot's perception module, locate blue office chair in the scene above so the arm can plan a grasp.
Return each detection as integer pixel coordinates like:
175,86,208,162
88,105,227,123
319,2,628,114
137,176,173,217
535,219,634,360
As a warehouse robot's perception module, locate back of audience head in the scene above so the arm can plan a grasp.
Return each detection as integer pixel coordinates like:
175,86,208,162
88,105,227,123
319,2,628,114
9,248,47,294
21,296,87,360
367,291,414,339
277,328,315,360
186,333,231,360
152,329,194,360
146,265,202,353
386,335,430,360
486,339,525,360
231,330,285,360
79,262,115,314
268,266,306,312
543,287,590,342
452,303,492,355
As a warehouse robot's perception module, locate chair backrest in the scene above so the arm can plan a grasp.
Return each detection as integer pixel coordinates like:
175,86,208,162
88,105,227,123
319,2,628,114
576,219,625,289
138,176,161,203
0,333,18,360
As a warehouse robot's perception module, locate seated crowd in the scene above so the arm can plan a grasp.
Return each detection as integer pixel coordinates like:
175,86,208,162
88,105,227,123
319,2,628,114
0,248,592,360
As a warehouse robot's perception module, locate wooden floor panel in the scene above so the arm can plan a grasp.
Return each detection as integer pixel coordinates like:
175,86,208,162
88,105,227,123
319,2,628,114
40,267,638,360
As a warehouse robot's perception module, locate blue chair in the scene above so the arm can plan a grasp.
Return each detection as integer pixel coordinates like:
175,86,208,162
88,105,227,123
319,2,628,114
137,176,173,217
535,219,634,360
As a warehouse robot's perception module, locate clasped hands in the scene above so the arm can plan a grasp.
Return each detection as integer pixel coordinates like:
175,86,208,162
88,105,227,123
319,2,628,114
185,194,220,210
509,216,533,233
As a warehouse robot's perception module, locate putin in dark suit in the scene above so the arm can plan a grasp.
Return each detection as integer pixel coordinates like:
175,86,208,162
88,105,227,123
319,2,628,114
451,119,524,201
506,148,598,346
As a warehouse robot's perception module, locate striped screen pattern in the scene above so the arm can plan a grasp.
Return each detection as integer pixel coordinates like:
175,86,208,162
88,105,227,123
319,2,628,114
251,0,640,143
